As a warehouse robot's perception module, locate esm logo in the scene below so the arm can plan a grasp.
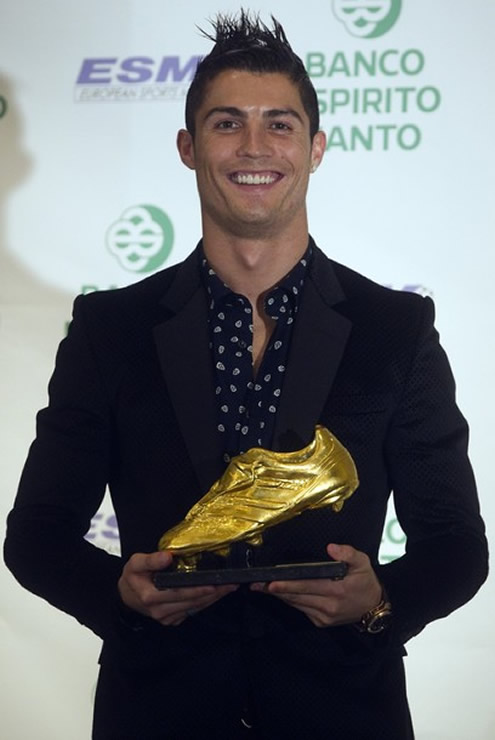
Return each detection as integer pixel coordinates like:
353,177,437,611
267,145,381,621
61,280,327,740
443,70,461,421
74,55,200,102
76,56,200,85
333,0,402,38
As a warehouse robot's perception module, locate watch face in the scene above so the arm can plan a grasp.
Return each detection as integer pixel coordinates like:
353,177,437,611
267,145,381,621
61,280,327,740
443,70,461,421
368,616,387,633
367,609,392,633
357,600,393,634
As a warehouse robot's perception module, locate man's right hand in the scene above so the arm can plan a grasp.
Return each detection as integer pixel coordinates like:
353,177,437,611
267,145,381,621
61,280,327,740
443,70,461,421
118,551,238,627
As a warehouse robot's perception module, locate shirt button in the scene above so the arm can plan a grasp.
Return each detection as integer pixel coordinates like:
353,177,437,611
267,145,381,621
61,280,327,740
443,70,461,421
238,340,247,349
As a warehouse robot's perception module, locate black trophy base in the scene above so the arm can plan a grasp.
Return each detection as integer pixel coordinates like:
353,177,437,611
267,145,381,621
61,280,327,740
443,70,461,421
152,560,348,589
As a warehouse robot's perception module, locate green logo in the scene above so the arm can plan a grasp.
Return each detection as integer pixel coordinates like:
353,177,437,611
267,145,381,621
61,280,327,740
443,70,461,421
106,205,174,273
333,0,402,38
0,95,7,119
379,517,406,563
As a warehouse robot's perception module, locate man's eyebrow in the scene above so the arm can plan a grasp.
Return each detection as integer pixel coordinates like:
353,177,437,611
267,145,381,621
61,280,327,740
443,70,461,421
203,106,245,122
265,108,304,124
202,106,304,124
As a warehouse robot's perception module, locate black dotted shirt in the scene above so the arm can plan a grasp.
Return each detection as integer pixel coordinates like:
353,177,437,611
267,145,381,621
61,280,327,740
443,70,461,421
201,244,312,462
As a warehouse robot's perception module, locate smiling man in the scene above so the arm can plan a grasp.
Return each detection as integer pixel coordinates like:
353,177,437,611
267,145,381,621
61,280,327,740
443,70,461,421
177,70,324,243
4,12,488,740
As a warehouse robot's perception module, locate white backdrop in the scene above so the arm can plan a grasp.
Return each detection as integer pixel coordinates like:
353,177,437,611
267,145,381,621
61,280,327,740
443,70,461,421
1,2,493,738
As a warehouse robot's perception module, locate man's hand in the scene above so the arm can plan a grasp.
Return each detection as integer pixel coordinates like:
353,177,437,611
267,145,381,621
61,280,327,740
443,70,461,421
118,551,238,627
250,544,382,628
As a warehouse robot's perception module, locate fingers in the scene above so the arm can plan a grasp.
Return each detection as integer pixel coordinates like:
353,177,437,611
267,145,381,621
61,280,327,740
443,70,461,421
250,576,344,627
125,550,172,575
140,583,215,609
262,585,343,628
262,577,345,597
262,583,349,628
249,544,382,628
118,551,239,624
152,584,237,626
326,543,367,571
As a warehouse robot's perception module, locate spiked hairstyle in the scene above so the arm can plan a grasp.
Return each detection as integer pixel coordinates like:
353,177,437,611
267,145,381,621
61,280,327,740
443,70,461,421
185,10,320,139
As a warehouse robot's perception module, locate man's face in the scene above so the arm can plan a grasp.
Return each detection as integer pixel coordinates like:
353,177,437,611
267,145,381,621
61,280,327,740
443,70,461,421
177,70,325,240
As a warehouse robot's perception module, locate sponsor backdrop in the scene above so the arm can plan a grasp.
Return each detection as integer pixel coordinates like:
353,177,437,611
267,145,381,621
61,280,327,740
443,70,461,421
1,1,493,737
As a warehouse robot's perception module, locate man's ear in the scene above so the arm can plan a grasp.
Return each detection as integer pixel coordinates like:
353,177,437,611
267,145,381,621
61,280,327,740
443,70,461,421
310,130,326,172
177,129,196,170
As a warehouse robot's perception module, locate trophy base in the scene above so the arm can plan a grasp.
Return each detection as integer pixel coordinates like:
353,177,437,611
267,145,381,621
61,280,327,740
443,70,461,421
152,560,348,589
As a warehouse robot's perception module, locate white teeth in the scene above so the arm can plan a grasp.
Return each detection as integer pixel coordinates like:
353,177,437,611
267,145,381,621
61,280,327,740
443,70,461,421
232,173,277,185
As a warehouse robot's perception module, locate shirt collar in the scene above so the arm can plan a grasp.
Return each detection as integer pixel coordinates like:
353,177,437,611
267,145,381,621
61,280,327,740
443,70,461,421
200,242,313,315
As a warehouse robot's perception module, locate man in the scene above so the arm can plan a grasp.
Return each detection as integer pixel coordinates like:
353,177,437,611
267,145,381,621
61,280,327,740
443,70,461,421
4,12,488,739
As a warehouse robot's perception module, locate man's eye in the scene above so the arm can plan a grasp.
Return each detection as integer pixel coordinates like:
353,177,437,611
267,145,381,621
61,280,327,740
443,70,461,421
271,122,291,131
216,120,240,130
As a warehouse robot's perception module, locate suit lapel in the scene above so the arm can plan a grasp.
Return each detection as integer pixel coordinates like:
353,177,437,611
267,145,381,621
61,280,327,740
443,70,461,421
153,245,352,486
273,247,352,451
153,250,225,494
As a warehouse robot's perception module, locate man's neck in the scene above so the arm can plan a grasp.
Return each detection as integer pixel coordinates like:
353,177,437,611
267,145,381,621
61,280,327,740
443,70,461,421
202,224,310,306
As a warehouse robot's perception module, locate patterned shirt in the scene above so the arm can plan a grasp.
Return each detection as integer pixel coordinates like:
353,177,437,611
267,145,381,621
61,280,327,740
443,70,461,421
201,243,312,462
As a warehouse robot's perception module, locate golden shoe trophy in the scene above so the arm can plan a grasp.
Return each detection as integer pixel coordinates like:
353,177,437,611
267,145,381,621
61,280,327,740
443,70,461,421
153,425,359,588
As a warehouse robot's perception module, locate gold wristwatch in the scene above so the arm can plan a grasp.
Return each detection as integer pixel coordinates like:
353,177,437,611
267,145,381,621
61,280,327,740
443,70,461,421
356,597,393,634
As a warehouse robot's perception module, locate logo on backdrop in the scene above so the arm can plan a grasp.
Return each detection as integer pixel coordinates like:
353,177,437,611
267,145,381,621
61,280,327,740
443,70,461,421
380,516,406,562
333,0,402,38
106,205,174,273
307,2,442,152
0,94,7,118
74,56,200,103
85,511,121,556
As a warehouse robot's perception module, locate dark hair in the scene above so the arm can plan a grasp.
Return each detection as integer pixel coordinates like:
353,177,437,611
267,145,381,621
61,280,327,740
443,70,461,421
185,10,319,139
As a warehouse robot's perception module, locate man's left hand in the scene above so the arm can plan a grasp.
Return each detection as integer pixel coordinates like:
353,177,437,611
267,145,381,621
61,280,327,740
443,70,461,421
250,543,382,628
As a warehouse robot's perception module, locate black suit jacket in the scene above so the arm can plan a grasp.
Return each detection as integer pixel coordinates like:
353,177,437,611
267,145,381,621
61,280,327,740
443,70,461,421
5,243,488,739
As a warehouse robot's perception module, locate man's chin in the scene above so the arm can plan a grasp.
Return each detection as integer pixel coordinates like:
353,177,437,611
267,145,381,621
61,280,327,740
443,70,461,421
204,203,290,240
227,218,281,240
223,207,284,237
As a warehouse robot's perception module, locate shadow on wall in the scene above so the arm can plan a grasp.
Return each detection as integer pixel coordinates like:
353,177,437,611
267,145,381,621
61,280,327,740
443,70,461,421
0,71,69,305
0,72,74,492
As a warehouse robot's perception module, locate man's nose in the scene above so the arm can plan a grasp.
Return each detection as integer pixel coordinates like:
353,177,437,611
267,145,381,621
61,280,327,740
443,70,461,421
236,124,273,158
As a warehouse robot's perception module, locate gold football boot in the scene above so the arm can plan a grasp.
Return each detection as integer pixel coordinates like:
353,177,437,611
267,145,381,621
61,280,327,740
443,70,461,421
158,425,359,571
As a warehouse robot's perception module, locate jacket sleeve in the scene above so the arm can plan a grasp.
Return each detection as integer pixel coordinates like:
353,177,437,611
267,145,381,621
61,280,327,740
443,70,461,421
4,294,123,639
378,296,488,644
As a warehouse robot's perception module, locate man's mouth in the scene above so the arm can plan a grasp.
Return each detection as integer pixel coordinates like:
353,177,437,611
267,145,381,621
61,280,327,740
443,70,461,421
229,172,281,186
